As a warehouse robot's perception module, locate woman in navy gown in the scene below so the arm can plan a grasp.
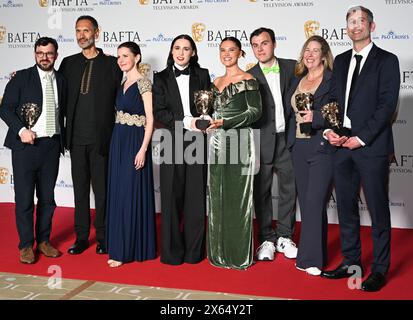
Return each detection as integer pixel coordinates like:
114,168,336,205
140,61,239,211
106,41,156,267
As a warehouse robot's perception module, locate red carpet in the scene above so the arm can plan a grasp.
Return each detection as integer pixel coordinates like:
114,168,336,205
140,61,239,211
1,202,412,300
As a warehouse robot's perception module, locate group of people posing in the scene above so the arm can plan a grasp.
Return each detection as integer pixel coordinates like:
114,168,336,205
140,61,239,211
0,5,400,293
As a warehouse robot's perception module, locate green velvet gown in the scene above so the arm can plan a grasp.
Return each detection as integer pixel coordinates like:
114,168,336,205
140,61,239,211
207,79,262,270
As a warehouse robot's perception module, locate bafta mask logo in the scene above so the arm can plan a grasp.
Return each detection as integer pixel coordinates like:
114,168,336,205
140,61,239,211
39,0,48,7
304,20,320,38
139,63,151,78
192,23,206,42
138,0,149,4
245,63,256,71
0,167,9,185
0,26,6,44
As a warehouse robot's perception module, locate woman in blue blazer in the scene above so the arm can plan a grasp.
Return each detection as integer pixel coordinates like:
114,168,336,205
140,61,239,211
285,35,335,276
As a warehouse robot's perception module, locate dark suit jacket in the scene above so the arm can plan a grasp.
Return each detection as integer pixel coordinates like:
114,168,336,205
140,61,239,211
153,65,211,131
0,65,66,152
330,44,400,156
248,57,296,164
286,70,335,154
58,48,122,155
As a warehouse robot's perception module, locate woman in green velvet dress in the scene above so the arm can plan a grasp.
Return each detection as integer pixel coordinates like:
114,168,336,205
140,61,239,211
207,37,262,270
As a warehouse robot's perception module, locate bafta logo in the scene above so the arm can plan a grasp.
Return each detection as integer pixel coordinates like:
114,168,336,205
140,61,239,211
304,20,320,38
21,103,41,129
321,102,351,137
0,26,6,44
194,90,213,130
39,0,48,7
295,92,314,135
138,0,149,4
0,168,9,185
139,63,151,78
192,23,206,42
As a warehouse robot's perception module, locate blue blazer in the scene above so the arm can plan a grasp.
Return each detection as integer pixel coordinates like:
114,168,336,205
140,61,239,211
286,69,335,154
0,65,66,152
330,44,400,156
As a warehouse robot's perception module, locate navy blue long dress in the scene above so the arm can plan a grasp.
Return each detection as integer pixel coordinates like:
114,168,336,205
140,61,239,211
107,78,156,262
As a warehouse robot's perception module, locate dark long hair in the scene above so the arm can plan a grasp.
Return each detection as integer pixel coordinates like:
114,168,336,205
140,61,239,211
166,34,200,68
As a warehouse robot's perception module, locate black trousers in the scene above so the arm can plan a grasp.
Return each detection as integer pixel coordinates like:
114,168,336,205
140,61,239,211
70,144,108,243
253,133,297,243
292,140,333,269
12,136,60,249
159,161,207,265
334,148,391,274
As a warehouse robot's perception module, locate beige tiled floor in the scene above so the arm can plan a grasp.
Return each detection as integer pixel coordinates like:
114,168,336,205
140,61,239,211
0,272,281,300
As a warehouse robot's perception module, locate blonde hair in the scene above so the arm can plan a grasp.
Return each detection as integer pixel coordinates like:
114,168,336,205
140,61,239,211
295,35,334,77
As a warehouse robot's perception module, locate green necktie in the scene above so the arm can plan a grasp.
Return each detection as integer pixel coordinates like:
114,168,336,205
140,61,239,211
44,73,56,137
262,65,280,75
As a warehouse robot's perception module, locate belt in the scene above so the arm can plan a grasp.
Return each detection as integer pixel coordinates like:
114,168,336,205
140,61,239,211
115,110,146,127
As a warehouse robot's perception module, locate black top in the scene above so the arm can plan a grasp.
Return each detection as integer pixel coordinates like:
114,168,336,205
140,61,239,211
72,55,98,145
59,48,123,155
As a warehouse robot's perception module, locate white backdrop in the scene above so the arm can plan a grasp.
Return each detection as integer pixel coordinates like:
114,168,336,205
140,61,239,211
0,0,412,228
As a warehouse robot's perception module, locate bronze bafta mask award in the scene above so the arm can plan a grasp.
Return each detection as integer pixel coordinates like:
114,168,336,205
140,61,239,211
295,92,314,135
21,103,41,129
321,102,351,137
194,90,213,130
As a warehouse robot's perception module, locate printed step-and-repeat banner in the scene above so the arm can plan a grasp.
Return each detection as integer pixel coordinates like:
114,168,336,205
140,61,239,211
0,0,412,228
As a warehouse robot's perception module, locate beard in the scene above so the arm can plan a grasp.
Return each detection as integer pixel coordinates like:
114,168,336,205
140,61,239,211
77,37,95,49
36,60,54,72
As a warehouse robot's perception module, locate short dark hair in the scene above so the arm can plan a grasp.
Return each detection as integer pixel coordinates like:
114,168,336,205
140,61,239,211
221,36,246,58
346,6,374,23
167,34,199,68
76,15,99,31
34,36,58,52
250,27,276,45
118,41,142,67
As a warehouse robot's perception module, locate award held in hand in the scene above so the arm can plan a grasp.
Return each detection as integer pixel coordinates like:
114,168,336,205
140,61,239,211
295,92,314,135
194,90,213,130
21,102,41,129
321,102,351,137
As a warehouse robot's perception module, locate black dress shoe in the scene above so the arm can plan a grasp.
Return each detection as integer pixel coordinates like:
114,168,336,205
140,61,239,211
320,263,363,279
67,240,89,255
361,272,386,292
96,243,107,254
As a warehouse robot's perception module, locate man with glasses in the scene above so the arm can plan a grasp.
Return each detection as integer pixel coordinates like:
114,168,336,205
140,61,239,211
0,37,66,264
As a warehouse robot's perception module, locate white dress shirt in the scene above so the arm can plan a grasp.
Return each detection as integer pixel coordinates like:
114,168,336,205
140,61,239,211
20,66,59,137
343,42,373,146
174,64,194,131
323,42,373,144
260,60,285,133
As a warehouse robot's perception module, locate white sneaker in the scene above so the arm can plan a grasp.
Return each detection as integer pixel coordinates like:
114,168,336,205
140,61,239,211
276,237,298,259
296,265,322,276
256,241,276,261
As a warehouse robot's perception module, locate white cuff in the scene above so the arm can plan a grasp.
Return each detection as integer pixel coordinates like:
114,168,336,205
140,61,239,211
322,129,332,140
355,136,365,146
18,127,26,137
183,116,193,131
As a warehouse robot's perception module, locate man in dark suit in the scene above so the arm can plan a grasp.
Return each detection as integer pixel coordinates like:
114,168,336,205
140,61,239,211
248,27,297,261
59,15,122,255
0,37,66,264
153,34,210,265
321,6,400,292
